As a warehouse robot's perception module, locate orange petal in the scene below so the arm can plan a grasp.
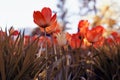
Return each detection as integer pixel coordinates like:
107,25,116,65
41,7,52,23
50,13,57,24
39,21,57,34
70,38,81,49
46,21,57,33
111,31,118,38
33,11,46,26
78,20,89,36
78,20,89,28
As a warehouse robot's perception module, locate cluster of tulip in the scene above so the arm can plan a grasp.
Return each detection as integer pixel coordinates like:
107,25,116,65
1,7,120,50
0,7,120,80
33,7,120,49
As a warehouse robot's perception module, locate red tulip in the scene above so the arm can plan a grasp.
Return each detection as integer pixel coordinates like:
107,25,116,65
67,33,81,49
78,20,89,36
33,7,57,34
111,31,120,44
86,26,105,43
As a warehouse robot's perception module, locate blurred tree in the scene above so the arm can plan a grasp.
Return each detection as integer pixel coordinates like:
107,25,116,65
78,0,97,15
78,0,120,31
56,0,69,31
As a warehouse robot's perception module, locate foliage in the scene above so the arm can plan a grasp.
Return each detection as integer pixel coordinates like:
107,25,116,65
0,30,48,80
0,6,120,80
92,43,120,80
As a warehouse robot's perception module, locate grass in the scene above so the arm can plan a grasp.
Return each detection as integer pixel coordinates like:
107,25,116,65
0,30,120,80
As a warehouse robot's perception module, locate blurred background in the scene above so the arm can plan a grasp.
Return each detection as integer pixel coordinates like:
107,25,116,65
0,0,120,34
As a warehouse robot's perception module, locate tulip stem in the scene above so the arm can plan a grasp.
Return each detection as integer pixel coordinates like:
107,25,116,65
44,28,48,80
51,35,57,61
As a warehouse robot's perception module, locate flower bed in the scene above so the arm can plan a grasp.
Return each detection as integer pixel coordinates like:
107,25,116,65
0,7,120,80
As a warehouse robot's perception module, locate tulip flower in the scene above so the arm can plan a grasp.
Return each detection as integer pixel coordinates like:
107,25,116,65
33,7,57,34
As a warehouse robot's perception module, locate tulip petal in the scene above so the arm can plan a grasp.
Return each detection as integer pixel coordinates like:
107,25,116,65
33,11,46,26
50,13,57,24
41,7,52,23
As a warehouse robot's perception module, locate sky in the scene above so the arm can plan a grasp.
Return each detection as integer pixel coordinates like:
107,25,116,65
0,0,80,34
0,0,120,34
0,0,57,30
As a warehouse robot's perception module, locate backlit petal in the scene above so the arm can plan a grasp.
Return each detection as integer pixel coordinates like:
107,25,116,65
41,7,52,23
33,11,46,26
